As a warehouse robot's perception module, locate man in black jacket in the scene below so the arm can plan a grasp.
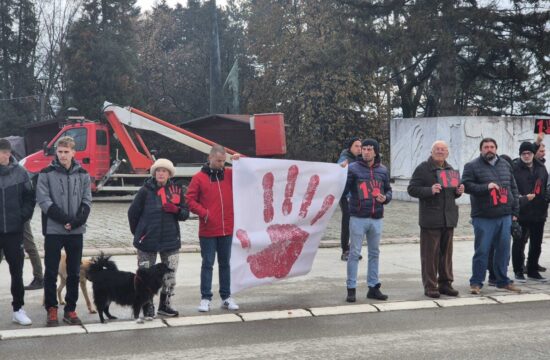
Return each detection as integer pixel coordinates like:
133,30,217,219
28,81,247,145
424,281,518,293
462,138,521,295
337,137,362,261
407,141,464,298
512,142,548,282
0,138,35,325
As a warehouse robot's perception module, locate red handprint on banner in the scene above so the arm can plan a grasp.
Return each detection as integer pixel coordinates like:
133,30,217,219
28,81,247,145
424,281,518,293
499,188,508,204
370,180,382,197
169,184,181,204
449,171,460,187
236,165,336,279
534,179,542,195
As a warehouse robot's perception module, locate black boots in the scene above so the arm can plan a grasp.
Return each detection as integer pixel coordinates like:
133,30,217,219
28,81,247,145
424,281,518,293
346,288,356,303
367,283,388,301
157,293,179,317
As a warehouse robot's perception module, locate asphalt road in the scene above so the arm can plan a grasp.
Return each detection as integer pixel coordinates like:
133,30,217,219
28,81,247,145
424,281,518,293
2,301,550,360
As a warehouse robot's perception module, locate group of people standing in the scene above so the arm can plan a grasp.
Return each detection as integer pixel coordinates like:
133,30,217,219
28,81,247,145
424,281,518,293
0,136,239,327
338,135,549,301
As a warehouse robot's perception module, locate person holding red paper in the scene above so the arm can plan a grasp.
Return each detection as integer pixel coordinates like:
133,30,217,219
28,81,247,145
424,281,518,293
128,158,189,318
462,138,520,295
511,142,548,282
407,141,464,298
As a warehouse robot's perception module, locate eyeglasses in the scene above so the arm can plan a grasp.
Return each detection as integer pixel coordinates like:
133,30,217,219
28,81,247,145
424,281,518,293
521,152,533,156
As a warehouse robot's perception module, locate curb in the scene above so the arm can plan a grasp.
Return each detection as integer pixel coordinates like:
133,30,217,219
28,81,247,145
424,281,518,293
2,292,549,341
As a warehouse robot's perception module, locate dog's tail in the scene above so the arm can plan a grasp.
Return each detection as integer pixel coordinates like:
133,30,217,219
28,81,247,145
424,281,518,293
87,252,118,282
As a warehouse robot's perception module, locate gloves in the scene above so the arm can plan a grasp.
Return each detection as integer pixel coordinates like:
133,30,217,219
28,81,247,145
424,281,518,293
162,202,180,214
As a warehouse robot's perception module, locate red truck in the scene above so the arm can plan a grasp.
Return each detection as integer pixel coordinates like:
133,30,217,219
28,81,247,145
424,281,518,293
20,102,286,192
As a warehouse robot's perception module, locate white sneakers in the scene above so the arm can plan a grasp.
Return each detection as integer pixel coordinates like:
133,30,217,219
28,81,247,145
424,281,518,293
197,298,240,312
197,299,211,312
221,297,239,311
13,308,32,326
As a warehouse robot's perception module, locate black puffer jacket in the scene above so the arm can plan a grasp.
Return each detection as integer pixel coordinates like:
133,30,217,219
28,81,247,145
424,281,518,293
512,158,548,222
0,156,35,233
462,155,519,218
407,157,461,228
128,178,190,252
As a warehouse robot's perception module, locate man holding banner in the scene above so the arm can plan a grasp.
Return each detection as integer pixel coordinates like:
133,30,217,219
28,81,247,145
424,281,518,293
345,139,392,302
407,141,464,299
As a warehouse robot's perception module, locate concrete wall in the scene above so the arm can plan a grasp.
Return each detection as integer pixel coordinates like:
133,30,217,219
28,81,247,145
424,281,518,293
390,116,549,203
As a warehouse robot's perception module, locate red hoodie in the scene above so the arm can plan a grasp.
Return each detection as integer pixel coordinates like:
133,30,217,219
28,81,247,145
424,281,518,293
185,165,234,237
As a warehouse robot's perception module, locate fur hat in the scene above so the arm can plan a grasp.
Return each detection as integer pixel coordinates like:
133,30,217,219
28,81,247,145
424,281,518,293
150,158,175,177
519,142,534,155
0,138,11,151
361,138,380,155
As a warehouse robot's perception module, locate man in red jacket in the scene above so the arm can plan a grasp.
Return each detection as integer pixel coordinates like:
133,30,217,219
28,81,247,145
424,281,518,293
186,145,239,312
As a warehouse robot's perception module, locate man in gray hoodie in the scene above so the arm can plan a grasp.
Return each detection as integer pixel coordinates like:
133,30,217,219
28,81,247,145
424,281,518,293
36,136,92,326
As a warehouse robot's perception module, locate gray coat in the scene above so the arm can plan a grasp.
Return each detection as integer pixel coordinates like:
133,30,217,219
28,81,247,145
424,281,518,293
36,158,92,235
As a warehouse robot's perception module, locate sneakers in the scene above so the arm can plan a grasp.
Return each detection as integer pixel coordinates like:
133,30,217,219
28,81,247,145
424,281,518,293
12,309,32,326
157,293,179,317
63,311,82,325
514,273,527,283
538,264,547,272
142,303,156,320
497,283,522,293
470,285,481,295
221,297,239,311
488,279,496,287
198,299,211,312
424,289,440,299
439,285,459,297
527,272,547,282
346,288,356,303
367,283,388,301
46,307,58,327
24,277,44,290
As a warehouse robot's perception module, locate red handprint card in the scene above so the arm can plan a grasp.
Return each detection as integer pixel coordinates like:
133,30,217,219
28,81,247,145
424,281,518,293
231,158,347,293
436,169,461,188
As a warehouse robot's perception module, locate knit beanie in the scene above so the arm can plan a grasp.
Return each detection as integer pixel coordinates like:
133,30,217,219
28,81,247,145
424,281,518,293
0,138,11,151
519,142,534,155
345,137,361,151
150,158,175,177
361,138,380,155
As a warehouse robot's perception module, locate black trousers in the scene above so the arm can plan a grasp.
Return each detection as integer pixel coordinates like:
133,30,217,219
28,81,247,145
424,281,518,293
339,196,350,253
0,232,25,311
512,221,545,275
44,234,83,312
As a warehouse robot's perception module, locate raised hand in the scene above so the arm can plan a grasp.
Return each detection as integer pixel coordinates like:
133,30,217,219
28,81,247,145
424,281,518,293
370,180,382,197
236,165,335,279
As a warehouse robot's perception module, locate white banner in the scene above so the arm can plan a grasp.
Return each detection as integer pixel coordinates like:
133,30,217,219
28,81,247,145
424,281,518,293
231,158,347,293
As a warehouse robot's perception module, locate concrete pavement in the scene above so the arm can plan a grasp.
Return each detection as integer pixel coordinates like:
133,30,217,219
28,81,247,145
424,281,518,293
2,239,550,339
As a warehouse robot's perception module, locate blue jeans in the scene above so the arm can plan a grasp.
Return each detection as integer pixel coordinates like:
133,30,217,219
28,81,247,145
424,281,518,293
347,217,383,288
200,235,232,300
470,216,512,288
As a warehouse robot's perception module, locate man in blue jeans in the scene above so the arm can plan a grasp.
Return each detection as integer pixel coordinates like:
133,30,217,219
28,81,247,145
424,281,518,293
462,137,521,295
345,139,392,302
186,145,240,312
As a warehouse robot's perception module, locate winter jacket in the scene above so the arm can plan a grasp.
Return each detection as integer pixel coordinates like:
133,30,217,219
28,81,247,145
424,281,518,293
512,158,548,222
407,157,461,228
128,178,189,253
337,149,359,165
0,156,35,234
185,164,234,237
345,158,392,219
36,158,92,235
462,155,519,218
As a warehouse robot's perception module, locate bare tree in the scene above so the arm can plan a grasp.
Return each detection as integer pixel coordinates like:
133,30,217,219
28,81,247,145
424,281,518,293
35,0,82,120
